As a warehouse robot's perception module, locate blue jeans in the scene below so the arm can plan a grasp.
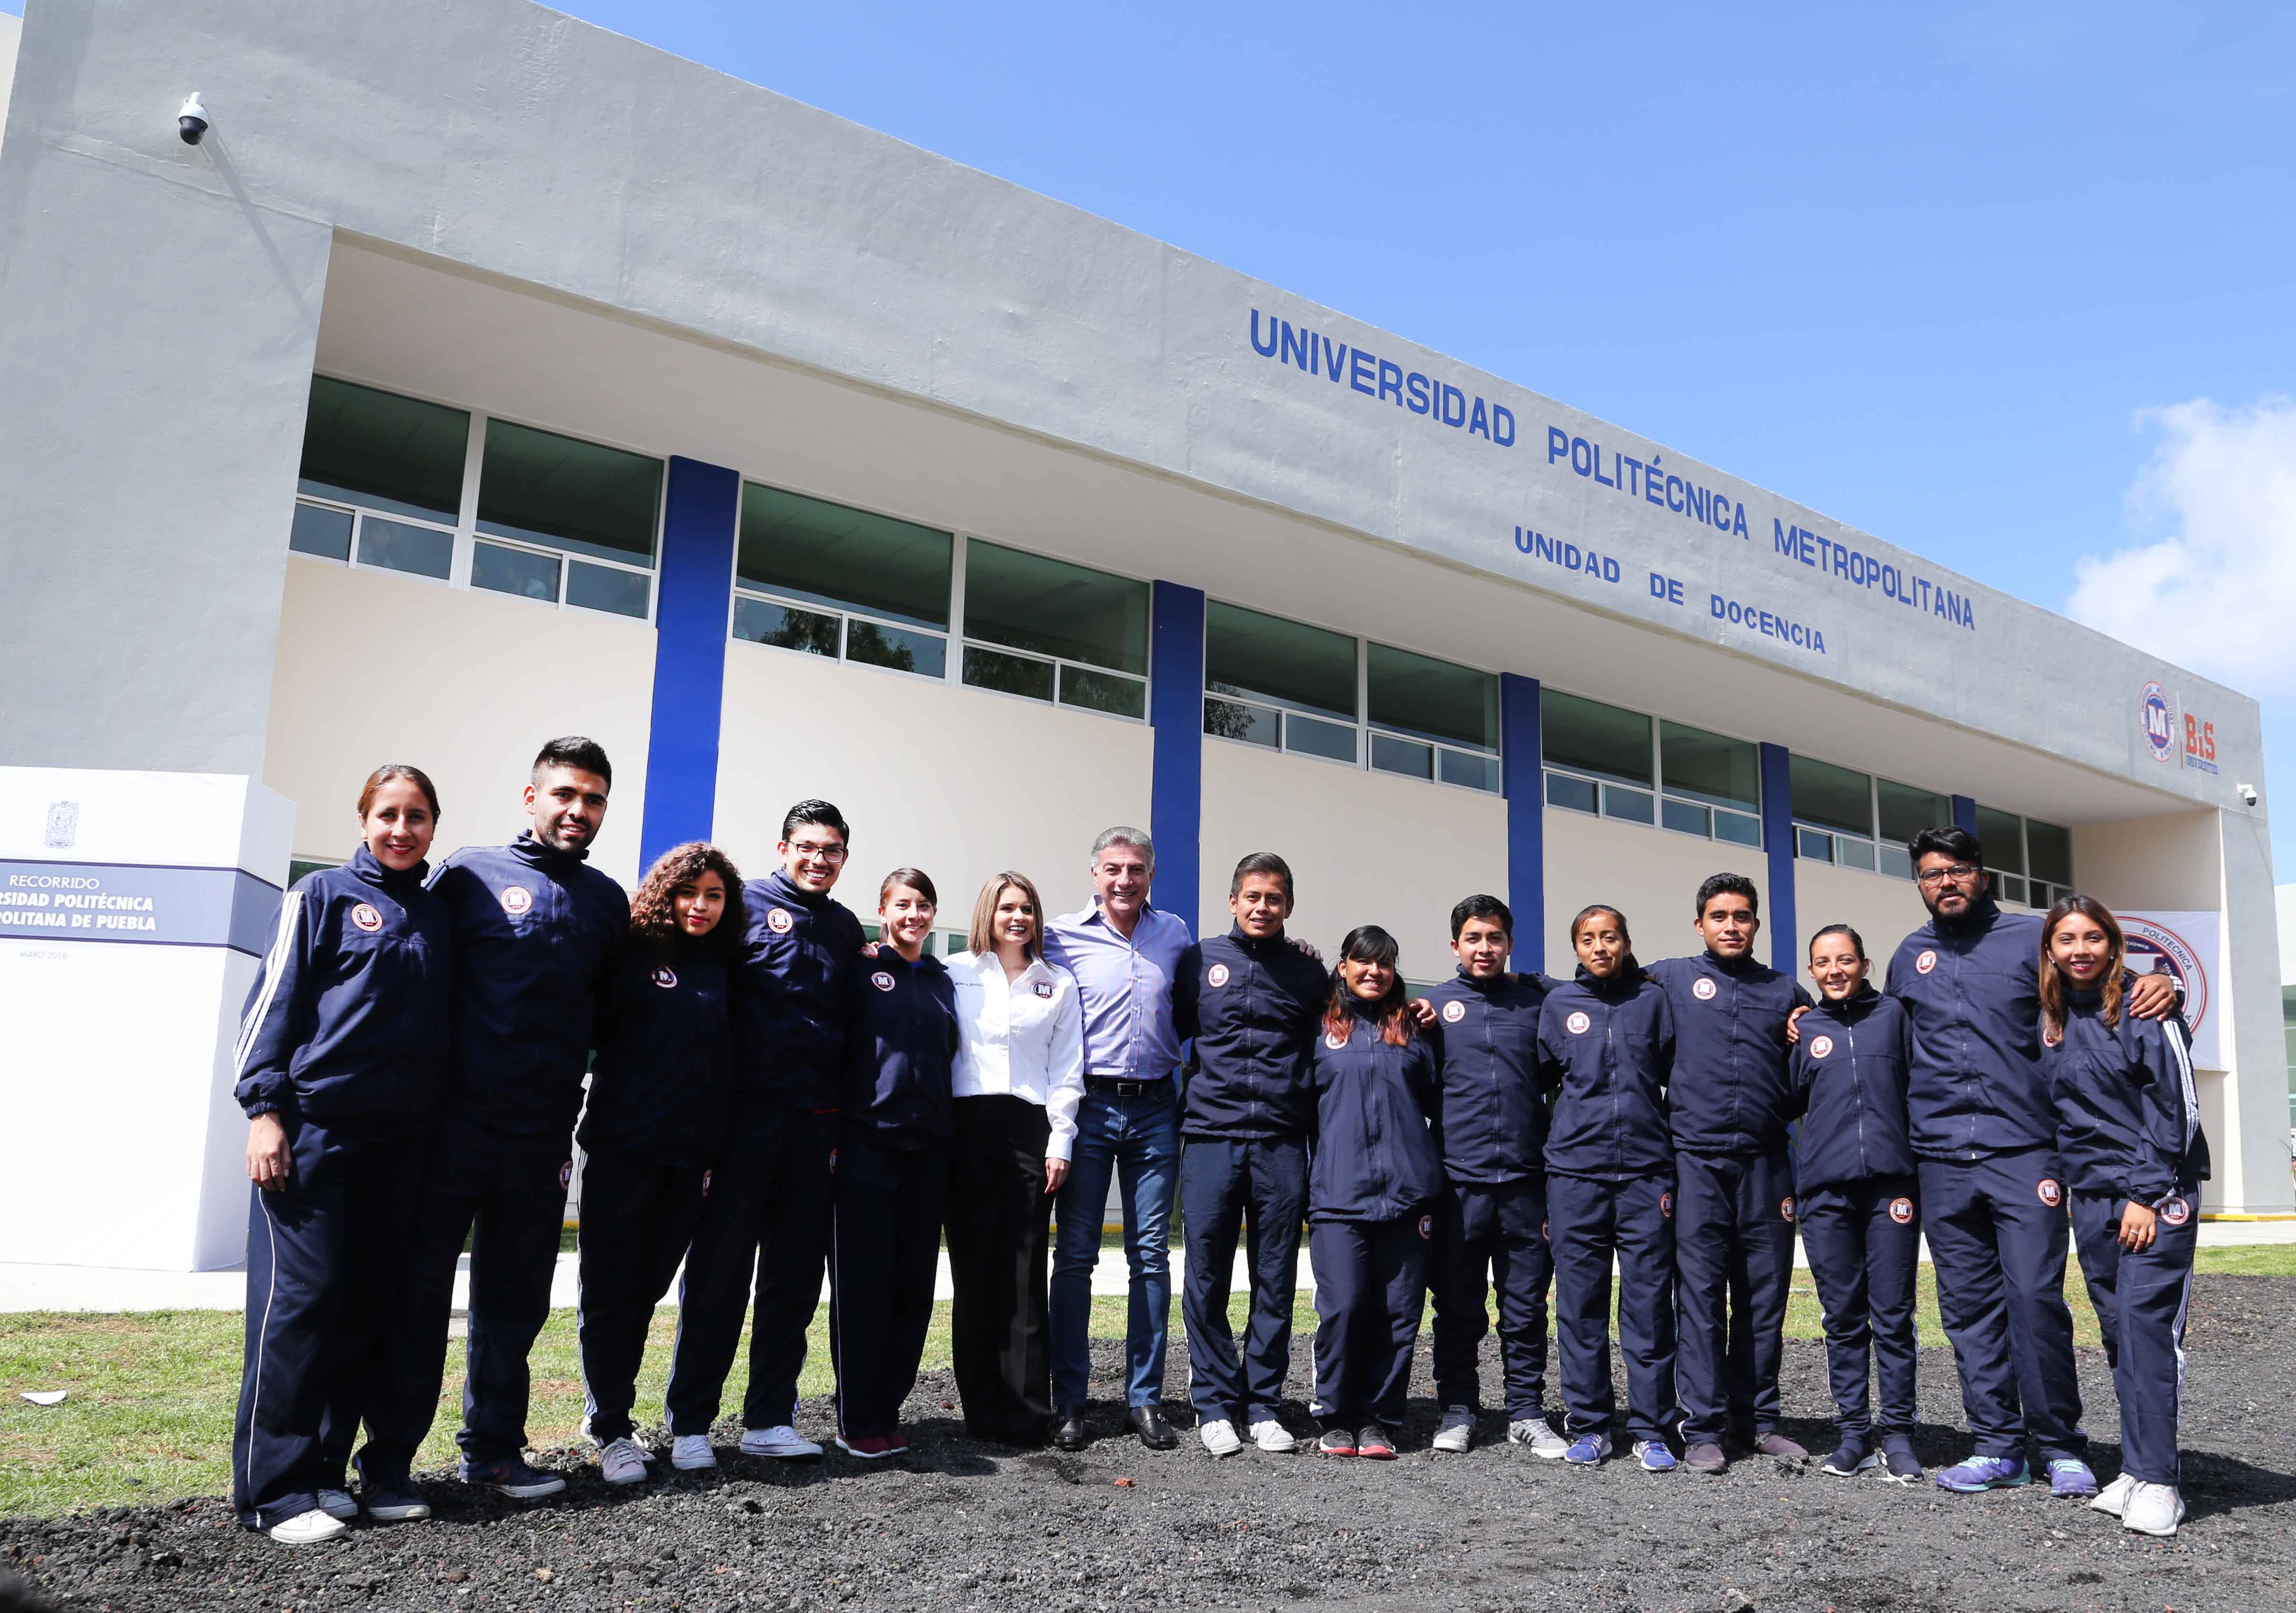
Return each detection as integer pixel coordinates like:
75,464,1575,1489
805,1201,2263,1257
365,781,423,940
1050,1082,1180,1409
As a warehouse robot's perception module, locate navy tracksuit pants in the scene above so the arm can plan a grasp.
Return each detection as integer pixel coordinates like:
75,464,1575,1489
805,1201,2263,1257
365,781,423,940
1548,1172,1677,1444
828,1135,951,1440
1673,1151,1797,1444
1430,1177,1552,1419
665,1105,836,1436
373,1123,569,1470
575,1154,707,1445
1918,1149,2086,1463
1797,1174,1921,1436
1309,1215,1429,1429
232,1122,428,1528
1179,1135,1308,1424
2070,1190,2198,1485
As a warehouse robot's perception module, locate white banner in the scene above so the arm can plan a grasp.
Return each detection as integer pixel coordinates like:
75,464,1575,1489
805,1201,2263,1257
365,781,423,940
2115,909,2221,1069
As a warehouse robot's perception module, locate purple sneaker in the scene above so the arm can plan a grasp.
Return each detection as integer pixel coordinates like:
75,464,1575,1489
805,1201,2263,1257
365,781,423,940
2047,1459,2099,1499
1936,1455,2030,1492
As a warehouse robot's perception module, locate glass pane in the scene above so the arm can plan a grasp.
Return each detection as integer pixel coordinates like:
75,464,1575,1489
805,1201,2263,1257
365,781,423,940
964,539,1148,675
849,621,946,677
1542,691,1653,787
731,596,839,656
1205,601,1356,720
1370,732,1434,780
1797,827,1836,862
1974,805,2026,874
1879,843,1913,879
963,643,1055,701
288,501,353,561
1285,713,1358,762
1715,809,1763,848
1546,771,1598,814
1660,721,1760,811
1367,643,1498,750
2028,819,2074,887
356,516,452,580
1877,778,1953,850
1660,797,1710,837
1840,837,1877,871
1204,696,1279,748
1602,784,1655,825
286,859,341,888
738,483,951,631
1791,755,1873,837
1058,665,1147,719
472,541,561,602
1440,749,1499,793
566,561,651,619
1997,873,2030,907
297,377,467,522
478,419,661,567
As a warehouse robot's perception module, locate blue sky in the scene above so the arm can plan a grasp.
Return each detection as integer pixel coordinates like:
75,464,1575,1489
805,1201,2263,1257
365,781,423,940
10,1,2290,856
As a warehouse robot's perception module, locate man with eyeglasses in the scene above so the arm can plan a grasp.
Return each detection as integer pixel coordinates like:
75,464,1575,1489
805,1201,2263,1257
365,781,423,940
1882,825,2176,1498
663,800,865,1470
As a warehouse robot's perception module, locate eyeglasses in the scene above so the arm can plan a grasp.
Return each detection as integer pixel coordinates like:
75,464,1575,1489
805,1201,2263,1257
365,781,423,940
1916,863,1982,887
788,841,848,863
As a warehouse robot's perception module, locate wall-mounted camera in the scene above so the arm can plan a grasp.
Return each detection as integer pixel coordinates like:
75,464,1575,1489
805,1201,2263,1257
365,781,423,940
2237,782,2259,806
177,93,208,146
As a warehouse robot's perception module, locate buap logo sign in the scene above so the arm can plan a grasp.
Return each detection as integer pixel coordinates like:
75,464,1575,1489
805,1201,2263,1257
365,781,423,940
2140,682,2176,764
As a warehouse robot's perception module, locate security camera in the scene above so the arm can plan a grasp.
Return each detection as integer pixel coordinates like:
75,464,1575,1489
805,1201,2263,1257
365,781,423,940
177,93,208,145
2238,782,2259,806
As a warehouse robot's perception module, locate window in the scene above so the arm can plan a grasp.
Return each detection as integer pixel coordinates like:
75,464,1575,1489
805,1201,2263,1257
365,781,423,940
1792,756,1876,869
1876,779,1953,879
1971,806,2073,908
733,484,952,678
1541,691,1655,825
290,378,467,582
1204,603,1360,764
1365,644,1500,791
473,420,661,619
286,858,342,888
963,539,1149,718
2028,819,2074,909
1659,722,1763,846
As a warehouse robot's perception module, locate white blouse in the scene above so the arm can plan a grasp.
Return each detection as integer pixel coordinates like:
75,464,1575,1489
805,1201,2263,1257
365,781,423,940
948,949,1087,1160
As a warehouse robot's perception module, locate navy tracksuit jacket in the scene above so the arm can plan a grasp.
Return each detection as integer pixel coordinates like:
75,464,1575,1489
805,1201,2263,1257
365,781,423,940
386,833,627,1470
1173,927,1327,1422
1785,987,1921,1437
667,868,866,1436
830,950,961,1440
230,847,452,1527
1886,897,2087,1464
2046,991,2211,1485
1648,952,1810,1445
1423,969,1556,1419
1304,1006,1444,1428
575,936,735,1445
1539,964,1679,1444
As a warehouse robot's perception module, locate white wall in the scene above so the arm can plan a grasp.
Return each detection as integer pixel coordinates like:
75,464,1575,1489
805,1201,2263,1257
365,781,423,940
262,559,659,888
1794,860,1932,978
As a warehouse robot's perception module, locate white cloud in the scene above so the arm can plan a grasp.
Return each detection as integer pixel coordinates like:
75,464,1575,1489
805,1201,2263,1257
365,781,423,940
2067,396,2296,698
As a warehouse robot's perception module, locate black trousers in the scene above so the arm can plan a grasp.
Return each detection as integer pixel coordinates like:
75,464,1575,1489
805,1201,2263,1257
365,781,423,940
232,1121,428,1528
1179,1135,1310,1424
945,1095,1053,1445
371,1123,569,1470
1674,1151,1797,1444
1797,1174,1921,1436
665,1104,836,1436
2070,1189,2198,1485
1548,1172,1677,1444
1430,1176,1552,1419
575,1154,707,1445
1309,1215,1430,1428
829,1134,951,1440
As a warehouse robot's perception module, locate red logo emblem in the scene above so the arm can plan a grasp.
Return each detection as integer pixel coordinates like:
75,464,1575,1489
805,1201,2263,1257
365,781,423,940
557,1160,573,1190
1808,1035,1834,1059
1566,1011,1591,1035
1915,949,1937,975
349,903,383,933
2160,1196,2190,1226
1659,1191,1674,1219
1442,1000,1466,1023
1324,1031,1349,1051
1889,1197,1914,1225
871,971,896,991
652,967,677,989
500,885,533,917
767,907,794,934
2037,1177,2062,1207
1692,977,1718,1001
1780,1196,1796,1224
1034,981,1055,998
1417,1214,1433,1240
1208,963,1231,988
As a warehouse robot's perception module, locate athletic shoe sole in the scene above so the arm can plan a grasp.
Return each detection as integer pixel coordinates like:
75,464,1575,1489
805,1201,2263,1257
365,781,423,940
740,1444,823,1461
470,1478,566,1499
833,1437,896,1460
362,1502,431,1522
1821,1452,1881,1478
1937,1473,2030,1492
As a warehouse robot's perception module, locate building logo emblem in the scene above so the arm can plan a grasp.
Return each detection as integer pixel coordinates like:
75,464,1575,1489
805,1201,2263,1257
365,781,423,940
43,802,79,849
2160,1195,2191,1226
1916,949,1937,975
767,907,794,934
500,886,533,917
2141,681,2175,763
1692,977,1718,1001
1808,1035,1834,1059
871,971,896,991
1442,1000,1466,1023
652,967,677,989
2119,915,2208,1041
1208,964,1230,988
2037,1177,2062,1208
349,903,383,933
1566,1011,1591,1035
1889,1197,1915,1225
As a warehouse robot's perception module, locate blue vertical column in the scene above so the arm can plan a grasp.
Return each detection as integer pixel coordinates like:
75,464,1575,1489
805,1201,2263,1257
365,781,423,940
1148,581,1205,938
1499,674,1545,975
1950,794,1979,837
639,456,739,871
1758,742,1798,976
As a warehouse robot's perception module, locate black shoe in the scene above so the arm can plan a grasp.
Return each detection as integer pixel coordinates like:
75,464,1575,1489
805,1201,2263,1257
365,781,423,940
1128,1405,1179,1451
1054,1408,1090,1451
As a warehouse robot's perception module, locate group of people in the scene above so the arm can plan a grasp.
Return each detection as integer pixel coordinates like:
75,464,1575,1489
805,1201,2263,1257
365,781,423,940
228,734,2211,1550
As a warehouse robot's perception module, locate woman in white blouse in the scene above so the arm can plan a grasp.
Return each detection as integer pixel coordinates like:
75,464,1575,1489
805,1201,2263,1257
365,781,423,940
946,871,1086,1447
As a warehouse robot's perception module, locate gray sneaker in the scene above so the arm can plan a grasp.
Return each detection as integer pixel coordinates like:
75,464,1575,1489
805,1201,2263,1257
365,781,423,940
1508,1417,1569,1459
1433,1406,1475,1453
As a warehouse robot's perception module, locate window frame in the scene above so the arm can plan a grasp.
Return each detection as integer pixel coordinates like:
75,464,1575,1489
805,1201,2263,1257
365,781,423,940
1538,687,1763,845
956,536,1150,724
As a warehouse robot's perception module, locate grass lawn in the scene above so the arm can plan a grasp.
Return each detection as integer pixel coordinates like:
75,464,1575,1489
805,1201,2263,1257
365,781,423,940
2,1244,2287,1519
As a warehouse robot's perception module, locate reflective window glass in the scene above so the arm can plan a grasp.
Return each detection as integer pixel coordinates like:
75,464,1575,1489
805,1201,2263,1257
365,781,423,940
1441,751,1499,792
288,502,353,561
964,644,1055,701
472,541,560,602
1205,602,1356,721
1285,713,1358,763
1603,784,1656,825
356,517,453,580
738,484,950,630
1877,779,1953,852
1058,666,1148,719
1545,772,1598,814
1204,697,1279,748
1791,756,1873,837
1660,722,1760,811
1715,810,1763,848
478,419,661,567
1541,691,1653,787
848,621,947,677
1368,644,1497,751
2028,820,2074,888
1975,805,2026,875
1661,797,1710,837
565,561,650,620
733,597,839,656
964,540,1148,675
1370,733,1435,779
298,377,467,523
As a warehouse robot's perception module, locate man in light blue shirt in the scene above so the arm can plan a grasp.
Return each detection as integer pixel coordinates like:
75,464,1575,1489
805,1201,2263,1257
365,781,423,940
1041,826,1191,1452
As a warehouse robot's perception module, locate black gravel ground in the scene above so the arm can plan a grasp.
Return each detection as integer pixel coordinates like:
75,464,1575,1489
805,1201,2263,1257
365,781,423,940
6,1275,2293,1613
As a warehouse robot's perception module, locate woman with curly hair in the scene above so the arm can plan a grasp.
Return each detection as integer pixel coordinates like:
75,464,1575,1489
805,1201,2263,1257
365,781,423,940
574,840,745,1485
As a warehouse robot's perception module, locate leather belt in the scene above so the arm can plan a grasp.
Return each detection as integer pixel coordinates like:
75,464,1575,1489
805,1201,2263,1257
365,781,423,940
1085,1074,1168,1097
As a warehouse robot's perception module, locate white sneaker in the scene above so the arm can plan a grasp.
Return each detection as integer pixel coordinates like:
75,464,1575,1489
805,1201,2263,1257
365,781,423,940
1248,1418,1296,1453
1511,1417,1570,1458
1199,1418,1242,1458
1433,1406,1475,1453
740,1425,824,1460
670,1434,718,1471
314,1488,358,1521
2091,1472,2137,1517
2122,1481,2185,1537
599,1438,650,1486
266,1507,348,1545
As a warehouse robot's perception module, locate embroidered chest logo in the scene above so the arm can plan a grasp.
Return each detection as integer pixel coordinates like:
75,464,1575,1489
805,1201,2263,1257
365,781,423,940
1417,1214,1434,1240
2037,1177,2062,1208
1442,1000,1466,1024
1888,1196,1915,1225
1565,1011,1591,1035
1034,982,1055,999
1915,949,1937,975
652,967,677,989
1808,1035,1834,1059
2159,1196,2191,1226
1692,977,1718,1001
348,903,384,933
500,885,534,917
871,971,896,992
1324,1031,1349,1051
767,907,795,934
557,1161,573,1190
1208,963,1231,988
